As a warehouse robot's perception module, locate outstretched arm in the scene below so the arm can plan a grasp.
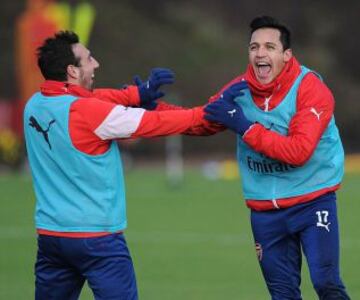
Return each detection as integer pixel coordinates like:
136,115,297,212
151,101,225,136
72,98,205,140
93,85,141,106
93,68,175,107
152,78,250,136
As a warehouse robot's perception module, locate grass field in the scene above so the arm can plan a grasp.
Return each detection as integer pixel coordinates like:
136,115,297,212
0,168,359,299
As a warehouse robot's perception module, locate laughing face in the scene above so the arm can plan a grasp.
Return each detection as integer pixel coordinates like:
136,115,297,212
248,28,292,85
69,43,99,90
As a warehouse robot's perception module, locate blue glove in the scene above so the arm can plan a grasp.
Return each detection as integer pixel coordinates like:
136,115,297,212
204,81,253,136
134,68,175,110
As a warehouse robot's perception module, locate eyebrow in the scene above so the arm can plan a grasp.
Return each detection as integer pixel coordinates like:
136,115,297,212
249,42,278,47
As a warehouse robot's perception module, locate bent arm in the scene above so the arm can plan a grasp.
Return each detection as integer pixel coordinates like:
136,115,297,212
243,74,335,166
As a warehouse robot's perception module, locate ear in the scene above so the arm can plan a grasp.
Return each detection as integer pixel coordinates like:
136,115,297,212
283,48,293,63
66,65,80,80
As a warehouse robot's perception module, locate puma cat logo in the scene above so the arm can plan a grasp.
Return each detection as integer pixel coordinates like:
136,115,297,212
310,107,323,120
29,116,56,150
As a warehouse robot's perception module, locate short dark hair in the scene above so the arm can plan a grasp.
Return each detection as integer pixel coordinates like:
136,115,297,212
37,31,80,81
250,16,291,50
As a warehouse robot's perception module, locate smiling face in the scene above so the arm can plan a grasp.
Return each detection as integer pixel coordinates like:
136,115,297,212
67,43,99,90
248,28,292,85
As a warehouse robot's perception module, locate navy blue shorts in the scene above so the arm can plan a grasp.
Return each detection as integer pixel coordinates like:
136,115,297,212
251,192,350,300
35,233,138,300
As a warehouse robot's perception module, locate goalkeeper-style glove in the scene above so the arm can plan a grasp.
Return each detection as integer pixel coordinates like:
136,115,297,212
204,81,253,136
134,68,175,110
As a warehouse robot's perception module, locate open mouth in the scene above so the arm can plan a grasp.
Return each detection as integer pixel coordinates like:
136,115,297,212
256,62,271,79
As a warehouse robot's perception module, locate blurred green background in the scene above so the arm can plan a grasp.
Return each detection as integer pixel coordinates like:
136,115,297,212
1,168,359,299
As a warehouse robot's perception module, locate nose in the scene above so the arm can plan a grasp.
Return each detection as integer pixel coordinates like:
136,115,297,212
256,46,267,57
93,58,100,69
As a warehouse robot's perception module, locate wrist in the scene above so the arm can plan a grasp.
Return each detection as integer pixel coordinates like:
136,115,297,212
138,86,157,110
127,85,141,106
236,119,253,136
138,85,149,104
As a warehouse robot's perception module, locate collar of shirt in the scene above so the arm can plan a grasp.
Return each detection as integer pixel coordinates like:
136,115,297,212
40,80,93,98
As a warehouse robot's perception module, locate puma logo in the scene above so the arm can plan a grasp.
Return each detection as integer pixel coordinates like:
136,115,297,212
29,116,56,150
316,221,331,232
310,107,323,120
227,109,237,117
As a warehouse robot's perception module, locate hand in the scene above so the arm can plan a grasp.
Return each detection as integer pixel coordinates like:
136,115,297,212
220,80,248,102
134,68,175,110
204,81,253,135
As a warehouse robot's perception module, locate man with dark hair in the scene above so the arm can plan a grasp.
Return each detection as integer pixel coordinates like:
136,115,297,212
249,15,291,50
37,31,81,81
202,15,351,299
24,30,206,300
145,15,350,299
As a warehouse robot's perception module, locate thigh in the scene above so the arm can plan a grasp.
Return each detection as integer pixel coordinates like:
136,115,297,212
35,235,85,300
251,211,302,300
82,234,138,300
299,195,344,289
